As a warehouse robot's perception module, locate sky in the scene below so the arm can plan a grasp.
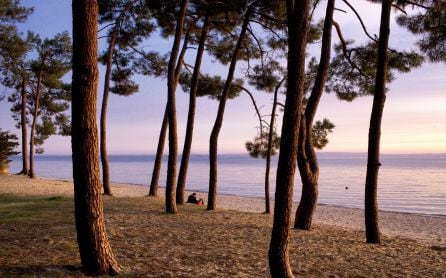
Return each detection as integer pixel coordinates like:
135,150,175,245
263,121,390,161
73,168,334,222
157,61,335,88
0,0,444,155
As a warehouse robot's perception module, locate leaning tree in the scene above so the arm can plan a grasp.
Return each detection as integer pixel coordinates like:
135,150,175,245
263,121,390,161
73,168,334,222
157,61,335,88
98,0,155,195
325,0,424,243
294,0,335,230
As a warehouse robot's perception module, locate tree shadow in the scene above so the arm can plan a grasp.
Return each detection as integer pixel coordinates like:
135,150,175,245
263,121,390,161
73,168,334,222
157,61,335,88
0,264,82,277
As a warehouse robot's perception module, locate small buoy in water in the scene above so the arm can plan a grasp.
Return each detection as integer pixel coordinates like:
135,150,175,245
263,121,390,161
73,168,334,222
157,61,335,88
345,186,349,189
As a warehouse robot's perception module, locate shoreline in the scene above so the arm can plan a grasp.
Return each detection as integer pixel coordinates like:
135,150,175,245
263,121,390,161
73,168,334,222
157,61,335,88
1,174,445,247
31,175,446,219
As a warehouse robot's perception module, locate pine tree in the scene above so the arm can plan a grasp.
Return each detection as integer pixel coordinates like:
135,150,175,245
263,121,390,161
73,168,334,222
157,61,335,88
268,0,311,276
397,0,446,63
0,0,32,175
26,32,71,178
294,0,335,230
98,0,154,195
71,0,120,274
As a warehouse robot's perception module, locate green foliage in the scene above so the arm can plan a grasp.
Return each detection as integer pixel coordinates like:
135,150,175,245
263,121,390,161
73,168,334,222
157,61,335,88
98,0,159,97
110,52,139,96
179,72,243,100
245,131,281,159
248,59,285,93
0,1,33,90
326,41,423,101
245,118,335,158
132,51,168,77
312,118,335,150
4,32,72,154
0,128,19,163
397,1,446,63
0,0,33,24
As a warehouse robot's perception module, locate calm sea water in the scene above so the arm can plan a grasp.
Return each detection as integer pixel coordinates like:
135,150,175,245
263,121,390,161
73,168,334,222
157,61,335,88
7,153,446,217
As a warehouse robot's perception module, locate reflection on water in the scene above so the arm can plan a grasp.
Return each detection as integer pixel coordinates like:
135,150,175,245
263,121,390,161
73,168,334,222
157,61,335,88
8,153,446,216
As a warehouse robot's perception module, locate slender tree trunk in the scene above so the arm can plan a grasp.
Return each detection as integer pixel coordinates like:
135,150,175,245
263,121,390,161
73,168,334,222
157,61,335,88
268,1,311,277
265,77,286,214
148,31,189,197
100,17,121,197
71,0,120,275
176,12,210,204
19,78,29,175
207,8,251,211
295,115,319,229
294,0,334,230
165,0,189,213
365,0,391,244
149,106,167,196
29,71,42,179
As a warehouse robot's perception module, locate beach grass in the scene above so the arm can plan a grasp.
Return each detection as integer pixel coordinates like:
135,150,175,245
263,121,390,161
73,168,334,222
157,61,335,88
0,190,445,277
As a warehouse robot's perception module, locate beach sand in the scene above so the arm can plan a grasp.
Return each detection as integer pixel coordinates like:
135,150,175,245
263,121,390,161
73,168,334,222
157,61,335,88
0,174,445,276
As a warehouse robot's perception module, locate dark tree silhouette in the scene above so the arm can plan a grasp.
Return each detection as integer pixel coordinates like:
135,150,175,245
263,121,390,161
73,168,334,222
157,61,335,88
165,0,190,213
268,0,311,276
397,0,446,63
71,0,120,274
325,0,423,243
364,0,393,244
207,4,251,211
294,0,335,230
148,32,188,197
98,0,154,196
176,9,211,204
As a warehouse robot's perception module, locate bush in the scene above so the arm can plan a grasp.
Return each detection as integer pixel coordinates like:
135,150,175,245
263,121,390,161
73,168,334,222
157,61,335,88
0,129,19,164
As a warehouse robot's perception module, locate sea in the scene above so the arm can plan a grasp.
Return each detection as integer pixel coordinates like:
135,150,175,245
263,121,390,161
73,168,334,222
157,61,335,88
7,153,446,217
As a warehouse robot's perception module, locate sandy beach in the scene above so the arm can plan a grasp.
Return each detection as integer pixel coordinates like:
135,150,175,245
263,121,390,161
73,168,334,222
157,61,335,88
0,174,445,276
1,174,444,246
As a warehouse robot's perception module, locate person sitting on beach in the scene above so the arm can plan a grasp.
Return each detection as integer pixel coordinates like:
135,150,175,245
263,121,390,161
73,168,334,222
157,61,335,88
187,193,204,206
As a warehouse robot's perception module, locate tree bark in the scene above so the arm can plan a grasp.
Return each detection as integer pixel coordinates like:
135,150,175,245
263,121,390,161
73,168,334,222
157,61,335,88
71,0,120,275
294,0,334,230
268,1,311,277
207,8,251,211
165,0,189,213
149,106,167,196
265,77,286,214
28,71,42,179
176,12,210,204
19,77,29,175
365,0,392,244
148,31,189,197
100,15,121,197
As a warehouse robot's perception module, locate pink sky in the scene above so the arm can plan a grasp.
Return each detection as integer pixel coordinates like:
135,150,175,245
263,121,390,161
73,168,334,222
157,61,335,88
0,0,444,154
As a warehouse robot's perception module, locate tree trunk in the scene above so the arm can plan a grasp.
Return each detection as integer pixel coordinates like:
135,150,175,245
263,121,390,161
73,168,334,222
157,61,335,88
268,1,311,277
71,0,120,275
165,0,189,214
149,106,167,196
295,115,319,230
365,0,391,244
265,77,286,214
294,0,334,230
207,9,251,211
176,12,210,204
100,17,121,197
148,31,189,198
29,71,42,179
19,77,29,175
